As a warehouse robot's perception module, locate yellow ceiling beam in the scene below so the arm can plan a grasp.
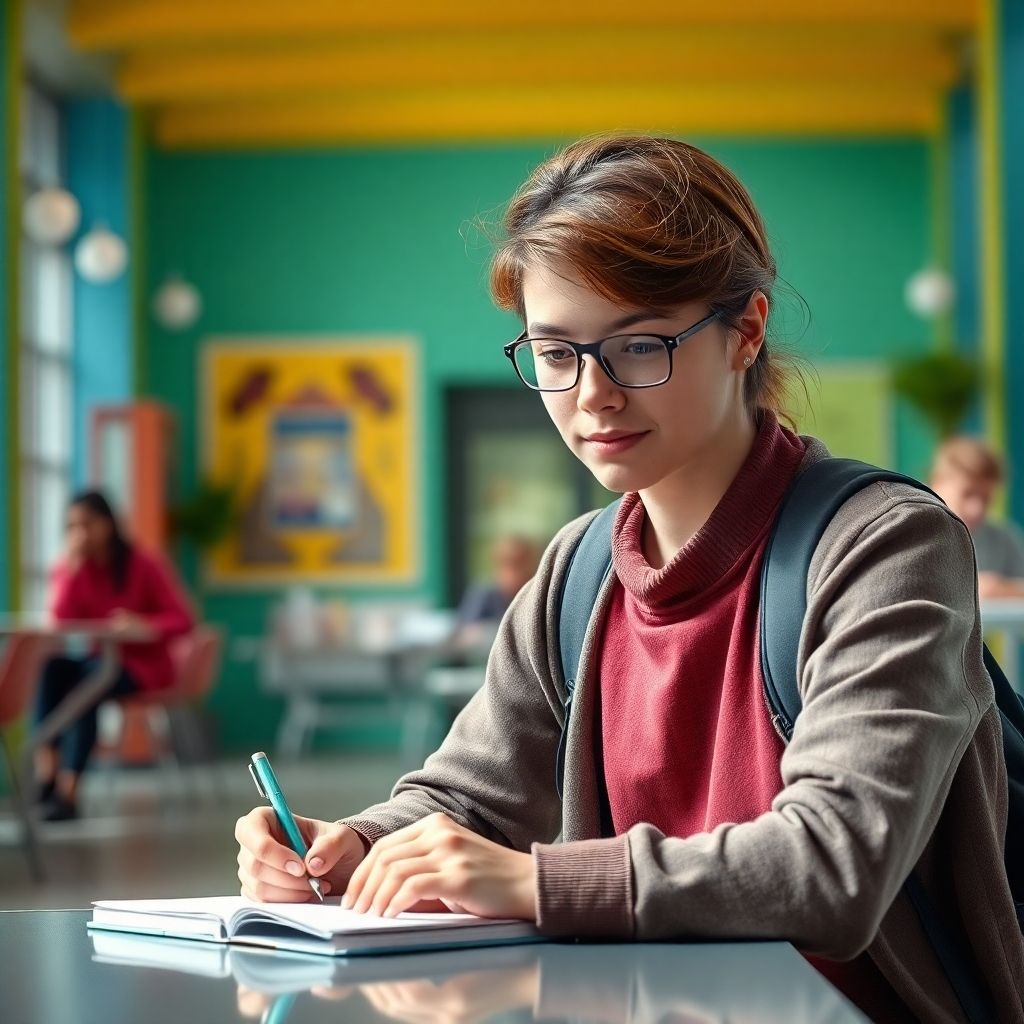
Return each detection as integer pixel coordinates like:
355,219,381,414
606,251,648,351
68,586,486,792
151,85,941,149
119,31,960,104
71,0,978,50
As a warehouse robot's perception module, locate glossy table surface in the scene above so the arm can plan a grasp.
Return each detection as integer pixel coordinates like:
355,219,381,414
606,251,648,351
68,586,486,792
0,910,868,1024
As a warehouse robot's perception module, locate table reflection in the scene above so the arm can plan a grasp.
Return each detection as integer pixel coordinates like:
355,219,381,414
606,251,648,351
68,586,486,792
90,930,866,1024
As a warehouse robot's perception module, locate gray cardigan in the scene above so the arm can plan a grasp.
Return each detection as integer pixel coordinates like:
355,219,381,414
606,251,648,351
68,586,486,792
345,440,1024,1022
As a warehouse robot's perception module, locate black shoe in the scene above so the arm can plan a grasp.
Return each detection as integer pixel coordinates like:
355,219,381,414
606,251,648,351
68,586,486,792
33,778,56,805
40,795,78,822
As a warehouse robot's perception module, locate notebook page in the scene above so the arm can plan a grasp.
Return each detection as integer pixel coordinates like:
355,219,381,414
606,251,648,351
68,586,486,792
235,900,522,940
91,896,250,940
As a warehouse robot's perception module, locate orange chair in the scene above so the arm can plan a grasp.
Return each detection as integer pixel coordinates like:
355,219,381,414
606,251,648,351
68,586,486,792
103,626,224,792
0,633,57,880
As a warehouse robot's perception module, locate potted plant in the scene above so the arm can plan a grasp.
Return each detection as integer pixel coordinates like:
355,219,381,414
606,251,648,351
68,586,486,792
890,350,982,439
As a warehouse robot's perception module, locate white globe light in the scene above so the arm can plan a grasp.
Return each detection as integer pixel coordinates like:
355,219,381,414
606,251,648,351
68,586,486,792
905,268,955,319
23,187,81,245
74,225,128,283
153,274,202,330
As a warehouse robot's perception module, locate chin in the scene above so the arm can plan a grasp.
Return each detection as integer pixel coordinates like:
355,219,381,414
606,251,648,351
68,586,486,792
585,460,659,495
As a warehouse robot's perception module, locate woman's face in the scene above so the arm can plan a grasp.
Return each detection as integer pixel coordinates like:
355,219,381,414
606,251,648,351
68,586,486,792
67,504,113,559
521,261,759,495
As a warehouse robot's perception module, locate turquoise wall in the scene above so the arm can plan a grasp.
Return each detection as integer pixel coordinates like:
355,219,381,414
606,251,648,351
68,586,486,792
67,99,133,486
143,139,934,750
1000,0,1024,522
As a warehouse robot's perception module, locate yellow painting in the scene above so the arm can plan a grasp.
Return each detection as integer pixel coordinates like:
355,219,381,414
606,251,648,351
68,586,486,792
202,337,419,585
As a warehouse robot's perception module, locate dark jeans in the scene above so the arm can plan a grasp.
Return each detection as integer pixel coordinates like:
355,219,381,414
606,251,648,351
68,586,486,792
34,655,139,775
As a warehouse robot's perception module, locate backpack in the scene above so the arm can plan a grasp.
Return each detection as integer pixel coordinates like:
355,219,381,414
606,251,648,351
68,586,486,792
557,457,1024,1024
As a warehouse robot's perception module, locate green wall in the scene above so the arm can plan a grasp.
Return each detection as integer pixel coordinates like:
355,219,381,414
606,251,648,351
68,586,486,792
143,139,934,750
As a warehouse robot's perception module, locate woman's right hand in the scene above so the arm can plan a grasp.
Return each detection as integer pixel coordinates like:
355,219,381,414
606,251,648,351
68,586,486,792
235,807,368,902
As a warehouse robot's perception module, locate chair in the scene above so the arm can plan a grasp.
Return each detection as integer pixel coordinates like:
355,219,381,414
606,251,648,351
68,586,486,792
99,625,224,800
0,634,57,881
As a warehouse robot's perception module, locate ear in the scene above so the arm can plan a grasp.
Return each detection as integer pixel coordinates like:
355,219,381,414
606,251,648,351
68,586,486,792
731,290,769,370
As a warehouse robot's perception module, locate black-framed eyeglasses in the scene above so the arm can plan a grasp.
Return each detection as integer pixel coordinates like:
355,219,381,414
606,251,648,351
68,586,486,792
502,311,721,392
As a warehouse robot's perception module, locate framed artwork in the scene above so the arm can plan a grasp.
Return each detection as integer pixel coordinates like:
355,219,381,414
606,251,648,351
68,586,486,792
201,337,419,585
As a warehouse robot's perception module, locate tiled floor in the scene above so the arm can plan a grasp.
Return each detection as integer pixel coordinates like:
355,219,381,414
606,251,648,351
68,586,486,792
0,754,403,910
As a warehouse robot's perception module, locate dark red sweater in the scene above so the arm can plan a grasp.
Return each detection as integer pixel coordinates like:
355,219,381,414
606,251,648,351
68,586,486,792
50,548,195,692
599,413,910,1021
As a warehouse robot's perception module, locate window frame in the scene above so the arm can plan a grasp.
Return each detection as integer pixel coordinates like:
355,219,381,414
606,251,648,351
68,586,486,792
18,79,74,614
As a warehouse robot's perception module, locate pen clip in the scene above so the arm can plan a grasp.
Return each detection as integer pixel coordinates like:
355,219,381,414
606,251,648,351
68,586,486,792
248,761,267,799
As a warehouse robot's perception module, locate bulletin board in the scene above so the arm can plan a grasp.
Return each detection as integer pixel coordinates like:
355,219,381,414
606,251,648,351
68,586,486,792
201,337,419,586
796,362,893,467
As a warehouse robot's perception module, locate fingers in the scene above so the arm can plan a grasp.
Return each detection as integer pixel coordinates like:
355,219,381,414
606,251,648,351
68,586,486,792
343,822,429,912
304,823,362,878
382,871,447,918
237,847,331,902
235,807,307,878
241,880,315,903
363,854,436,916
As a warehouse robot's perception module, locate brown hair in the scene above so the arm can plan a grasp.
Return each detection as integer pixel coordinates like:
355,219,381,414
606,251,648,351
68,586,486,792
490,135,802,422
932,436,1004,484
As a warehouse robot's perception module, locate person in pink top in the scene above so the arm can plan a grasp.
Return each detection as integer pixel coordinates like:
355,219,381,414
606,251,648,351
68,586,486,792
34,490,194,821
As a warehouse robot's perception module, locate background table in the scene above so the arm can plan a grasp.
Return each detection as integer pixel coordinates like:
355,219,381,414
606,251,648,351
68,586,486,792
0,910,868,1023
981,598,1024,694
0,617,154,880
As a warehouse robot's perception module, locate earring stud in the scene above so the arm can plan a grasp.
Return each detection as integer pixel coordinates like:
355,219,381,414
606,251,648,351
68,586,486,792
743,356,752,366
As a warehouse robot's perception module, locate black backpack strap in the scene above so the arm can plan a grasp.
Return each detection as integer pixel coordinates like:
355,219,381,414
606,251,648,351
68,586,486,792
761,458,997,1023
555,500,620,798
759,458,930,739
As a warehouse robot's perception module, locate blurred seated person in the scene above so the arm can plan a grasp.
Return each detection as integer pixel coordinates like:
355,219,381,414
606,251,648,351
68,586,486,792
33,491,195,820
930,436,1024,598
453,535,541,653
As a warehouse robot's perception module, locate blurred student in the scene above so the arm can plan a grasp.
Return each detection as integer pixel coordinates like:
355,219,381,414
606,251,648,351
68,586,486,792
930,436,1024,598
33,491,195,820
455,534,541,632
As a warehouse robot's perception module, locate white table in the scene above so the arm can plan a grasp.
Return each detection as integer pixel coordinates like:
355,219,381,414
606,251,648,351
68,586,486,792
980,598,1024,693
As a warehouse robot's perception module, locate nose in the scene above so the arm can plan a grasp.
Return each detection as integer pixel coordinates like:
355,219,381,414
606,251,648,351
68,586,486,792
576,355,625,413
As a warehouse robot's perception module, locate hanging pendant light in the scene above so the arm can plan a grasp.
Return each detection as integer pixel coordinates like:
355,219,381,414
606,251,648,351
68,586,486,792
904,267,955,319
74,223,128,283
23,186,81,245
153,273,202,330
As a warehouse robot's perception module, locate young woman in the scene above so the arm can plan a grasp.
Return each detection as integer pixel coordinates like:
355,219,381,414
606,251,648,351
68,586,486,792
34,491,194,820
235,136,1024,1021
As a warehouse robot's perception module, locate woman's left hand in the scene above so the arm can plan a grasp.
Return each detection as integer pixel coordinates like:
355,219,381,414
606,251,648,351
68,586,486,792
341,813,536,921
109,609,153,639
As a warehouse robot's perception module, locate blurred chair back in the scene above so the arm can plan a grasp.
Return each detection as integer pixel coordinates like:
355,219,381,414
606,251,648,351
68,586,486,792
0,634,54,727
168,625,223,702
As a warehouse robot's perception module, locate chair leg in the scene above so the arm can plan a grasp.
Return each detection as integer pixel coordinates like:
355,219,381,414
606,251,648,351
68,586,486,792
0,731,46,883
277,696,318,759
149,705,192,807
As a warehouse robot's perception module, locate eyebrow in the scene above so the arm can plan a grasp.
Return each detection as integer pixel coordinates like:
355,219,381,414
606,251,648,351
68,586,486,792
526,309,670,338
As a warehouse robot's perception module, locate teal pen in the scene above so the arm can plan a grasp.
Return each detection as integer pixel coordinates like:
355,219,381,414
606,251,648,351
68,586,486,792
261,992,297,1024
248,751,325,902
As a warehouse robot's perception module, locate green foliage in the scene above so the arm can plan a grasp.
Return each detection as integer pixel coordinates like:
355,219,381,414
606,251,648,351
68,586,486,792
170,477,237,549
890,350,982,439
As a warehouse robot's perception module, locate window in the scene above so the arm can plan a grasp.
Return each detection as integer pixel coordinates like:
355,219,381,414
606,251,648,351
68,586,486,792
19,82,74,613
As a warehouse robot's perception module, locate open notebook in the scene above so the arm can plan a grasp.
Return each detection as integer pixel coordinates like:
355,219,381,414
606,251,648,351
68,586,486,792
89,896,542,957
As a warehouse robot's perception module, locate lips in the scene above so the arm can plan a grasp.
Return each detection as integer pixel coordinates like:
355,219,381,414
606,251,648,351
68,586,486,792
583,431,641,442
581,430,649,455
